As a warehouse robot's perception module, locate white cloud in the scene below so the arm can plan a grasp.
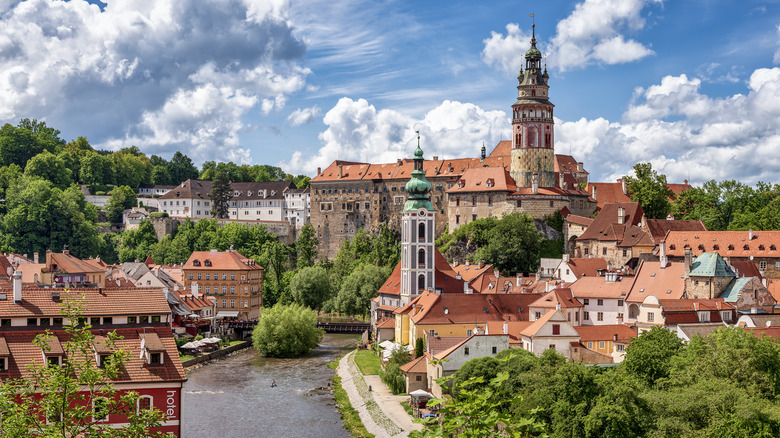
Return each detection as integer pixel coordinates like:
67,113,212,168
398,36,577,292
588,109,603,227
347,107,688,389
483,0,659,74
279,98,510,174
287,106,322,126
0,0,308,163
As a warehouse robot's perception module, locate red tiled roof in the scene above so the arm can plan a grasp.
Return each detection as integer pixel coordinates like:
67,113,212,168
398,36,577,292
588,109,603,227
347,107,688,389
586,182,691,209
485,320,534,339
644,219,707,243
46,252,103,274
426,334,468,356
570,276,632,299
402,290,541,324
659,299,735,325
617,226,654,248
554,154,587,175
399,355,427,373
519,309,560,337
378,250,464,296
578,202,643,241
377,264,402,296
0,288,171,318
183,250,262,271
447,167,517,193
731,260,762,279
376,318,395,329
574,324,636,342
663,231,780,258
488,140,512,158
565,214,593,227
176,294,214,312
452,263,494,282
432,336,473,360
529,288,582,309
566,258,608,278
626,261,685,303
0,327,185,384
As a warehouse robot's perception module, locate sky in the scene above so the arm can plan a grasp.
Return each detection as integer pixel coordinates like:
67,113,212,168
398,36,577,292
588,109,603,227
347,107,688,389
1,0,780,185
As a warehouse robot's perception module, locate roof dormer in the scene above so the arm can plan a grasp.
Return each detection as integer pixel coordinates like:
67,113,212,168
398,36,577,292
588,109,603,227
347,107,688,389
139,332,165,367
41,336,64,367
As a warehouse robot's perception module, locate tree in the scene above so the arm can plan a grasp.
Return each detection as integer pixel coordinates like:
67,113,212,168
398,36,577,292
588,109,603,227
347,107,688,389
0,123,46,167
622,326,683,385
334,264,389,317
623,162,674,219
475,213,542,274
166,151,198,185
670,186,722,230
415,337,425,358
289,266,332,312
110,152,152,187
294,224,319,269
209,170,232,219
0,296,171,437
24,150,73,188
79,151,115,185
106,186,138,224
251,303,324,357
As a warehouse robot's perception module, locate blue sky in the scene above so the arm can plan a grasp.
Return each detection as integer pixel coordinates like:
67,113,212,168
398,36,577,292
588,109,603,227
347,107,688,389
2,0,780,184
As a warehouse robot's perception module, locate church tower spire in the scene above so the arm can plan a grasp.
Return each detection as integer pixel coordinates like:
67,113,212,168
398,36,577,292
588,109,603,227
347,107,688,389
510,24,556,189
400,133,436,305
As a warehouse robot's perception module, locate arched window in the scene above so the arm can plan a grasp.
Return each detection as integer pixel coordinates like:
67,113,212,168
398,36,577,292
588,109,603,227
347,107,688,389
418,223,425,241
418,274,425,292
418,249,425,267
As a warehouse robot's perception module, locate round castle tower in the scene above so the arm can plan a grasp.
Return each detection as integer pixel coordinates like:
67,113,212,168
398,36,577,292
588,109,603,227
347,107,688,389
510,24,556,189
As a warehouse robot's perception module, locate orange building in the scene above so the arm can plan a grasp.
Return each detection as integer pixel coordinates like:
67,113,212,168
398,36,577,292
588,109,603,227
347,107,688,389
182,249,263,321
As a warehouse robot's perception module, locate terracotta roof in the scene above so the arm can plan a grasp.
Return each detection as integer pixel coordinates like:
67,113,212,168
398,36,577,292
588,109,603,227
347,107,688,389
0,287,171,318
140,331,165,351
376,305,398,313
731,260,762,279
663,230,780,258
176,294,214,311
401,290,541,324
377,264,402,296
399,355,427,373
426,334,468,356
554,154,587,175
578,202,644,241
617,226,654,248
626,261,685,302
519,309,561,337
677,323,727,340
0,327,185,383
529,288,582,309
586,182,691,209
488,140,512,158
452,263,494,282
659,299,735,325
447,167,517,193
183,250,262,271
644,219,707,243
574,324,636,342
745,326,780,340
565,214,593,227
47,252,104,275
765,279,780,303
566,258,608,278
485,320,533,339
570,276,632,299
376,318,395,329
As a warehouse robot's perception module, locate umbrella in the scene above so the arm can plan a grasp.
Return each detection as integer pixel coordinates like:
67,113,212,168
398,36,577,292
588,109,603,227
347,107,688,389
409,389,434,398
180,342,198,349
378,340,395,349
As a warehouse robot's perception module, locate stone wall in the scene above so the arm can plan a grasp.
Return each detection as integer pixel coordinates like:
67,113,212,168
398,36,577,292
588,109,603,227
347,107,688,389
181,341,252,367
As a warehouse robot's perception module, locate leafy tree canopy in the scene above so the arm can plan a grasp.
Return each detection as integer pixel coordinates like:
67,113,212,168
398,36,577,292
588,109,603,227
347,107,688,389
289,265,333,312
624,162,675,219
251,303,324,357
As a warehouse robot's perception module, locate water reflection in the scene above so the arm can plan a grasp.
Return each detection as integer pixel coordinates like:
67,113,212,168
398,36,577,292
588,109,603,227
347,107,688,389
182,334,358,438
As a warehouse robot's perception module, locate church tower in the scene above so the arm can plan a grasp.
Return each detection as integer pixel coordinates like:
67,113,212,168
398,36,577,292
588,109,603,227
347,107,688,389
400,134,436,305
510,24,556,189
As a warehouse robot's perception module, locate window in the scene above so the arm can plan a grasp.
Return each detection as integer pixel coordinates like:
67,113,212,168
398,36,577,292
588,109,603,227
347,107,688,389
492,346,497,354
47,409,63,424
127,316,137,324
548,344,556,350
429,329,435,336
222,273,227,280
230,273,236,281
222,299,227,308
552,324,560,335
618,300,624,307
91,317,100,326
151,316,160,323
241,275,246,281
584,248,589,256
149,352,162,366
40,318,50,326
222,286,227,293
599,341,605,349
617,344,625,352
93,397,109,421
647,312,655,322
584,311,590,320
602,247,607,255
188,273,193,280
206,273,211,280
139,316,149,323
230,286,236,294
760,261,767,270
464,347,470,356
197,273,201,280
597,299,603,306
98,354,111,369
0,357,7,372
455,215,460,224
597,312,603,321
698,311,710,322
587,342,593,348
205,286,210,293
622,249,628,258
466,329,473,337
27,318,37,326
103,317,112,325
230,300,235,308
416,375,422,381
472,214,477,222
583,299,589,305
721,311,731,321
534,311,541,320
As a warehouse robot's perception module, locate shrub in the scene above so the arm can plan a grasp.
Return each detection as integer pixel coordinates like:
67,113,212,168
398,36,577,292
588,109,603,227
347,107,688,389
149,212,168,218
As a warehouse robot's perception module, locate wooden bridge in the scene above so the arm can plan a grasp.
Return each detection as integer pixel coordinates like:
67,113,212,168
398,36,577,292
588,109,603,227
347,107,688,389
227,321,370,334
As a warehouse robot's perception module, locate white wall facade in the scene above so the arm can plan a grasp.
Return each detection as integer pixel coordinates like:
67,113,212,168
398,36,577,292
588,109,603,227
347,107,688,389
579,298,624,326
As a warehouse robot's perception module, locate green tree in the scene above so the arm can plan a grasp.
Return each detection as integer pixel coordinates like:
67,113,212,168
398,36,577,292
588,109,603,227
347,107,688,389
475,213,542,274
209,170,233,218
251,303,324,357
110,152,152,187
334,264,389,317
258,240,291,307
79,151,115,185
670,186,722,230
623,162,674,219
166,151,198,185
294,224,319,269
17,118,65,152
106,185,138,223
623,326,683,385
289,266,332,312
117,220,159,262
415,337,425,358
0,296,172,437
24,150,73,188
0,123,46,167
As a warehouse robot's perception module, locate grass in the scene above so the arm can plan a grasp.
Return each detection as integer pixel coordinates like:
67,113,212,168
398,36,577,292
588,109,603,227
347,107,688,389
179,354,195,362
401,401,412,416
353,350,382,375
328,355,375,438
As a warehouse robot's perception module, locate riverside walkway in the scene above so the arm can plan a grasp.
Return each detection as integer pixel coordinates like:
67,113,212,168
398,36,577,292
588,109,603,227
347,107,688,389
337,351,423,438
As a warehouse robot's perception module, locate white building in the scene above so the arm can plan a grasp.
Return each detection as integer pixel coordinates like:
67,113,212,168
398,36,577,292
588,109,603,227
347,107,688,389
283,187,310,229
569,273,630,325
519,308,580,359
137,184,176,196
427,334,510,397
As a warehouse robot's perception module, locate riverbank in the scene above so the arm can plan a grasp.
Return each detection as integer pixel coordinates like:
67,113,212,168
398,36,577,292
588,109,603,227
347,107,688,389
334,350,422,438
181,340,252,369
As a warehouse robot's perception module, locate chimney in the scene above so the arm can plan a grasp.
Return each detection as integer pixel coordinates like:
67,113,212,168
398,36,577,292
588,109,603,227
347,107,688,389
617,207,625,225
684,248,693,275
191,282,199,299
433,156,438,161
592,185,597,201
338,164,343,178
531,172,539,194
45,250,52,267
577,162,584,172
535,271,541,281
317,167,321,175
397,159,403,166
503,321,508,335
559,171,565,190
749,229,754,240
33,252,38,264
620,177,627,195
763,278,767,287
463,280,470,294
555,303,561,311
13,270,22,303
479,261,485,268
562,254,570,263
659,242,668,268
616,314,624,325
516,273,522,287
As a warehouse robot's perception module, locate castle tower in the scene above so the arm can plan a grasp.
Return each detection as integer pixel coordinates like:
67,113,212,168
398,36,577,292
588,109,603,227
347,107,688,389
510,24,556,188
400,134,436,305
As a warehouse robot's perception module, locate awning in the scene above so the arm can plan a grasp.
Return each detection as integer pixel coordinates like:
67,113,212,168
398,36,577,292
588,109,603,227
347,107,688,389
215,311,240,318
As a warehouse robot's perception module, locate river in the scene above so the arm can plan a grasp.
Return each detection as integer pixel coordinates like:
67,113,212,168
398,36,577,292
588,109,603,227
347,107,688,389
181,333,359,438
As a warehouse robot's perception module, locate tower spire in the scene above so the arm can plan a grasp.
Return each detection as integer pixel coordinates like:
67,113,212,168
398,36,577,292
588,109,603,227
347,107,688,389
404,132,433,211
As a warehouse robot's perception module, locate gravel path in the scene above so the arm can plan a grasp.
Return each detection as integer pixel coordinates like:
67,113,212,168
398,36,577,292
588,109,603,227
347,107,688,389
337,351,422,438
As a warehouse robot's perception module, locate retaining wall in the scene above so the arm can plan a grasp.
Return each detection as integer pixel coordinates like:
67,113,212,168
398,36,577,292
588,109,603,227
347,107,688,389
181,341,252,367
